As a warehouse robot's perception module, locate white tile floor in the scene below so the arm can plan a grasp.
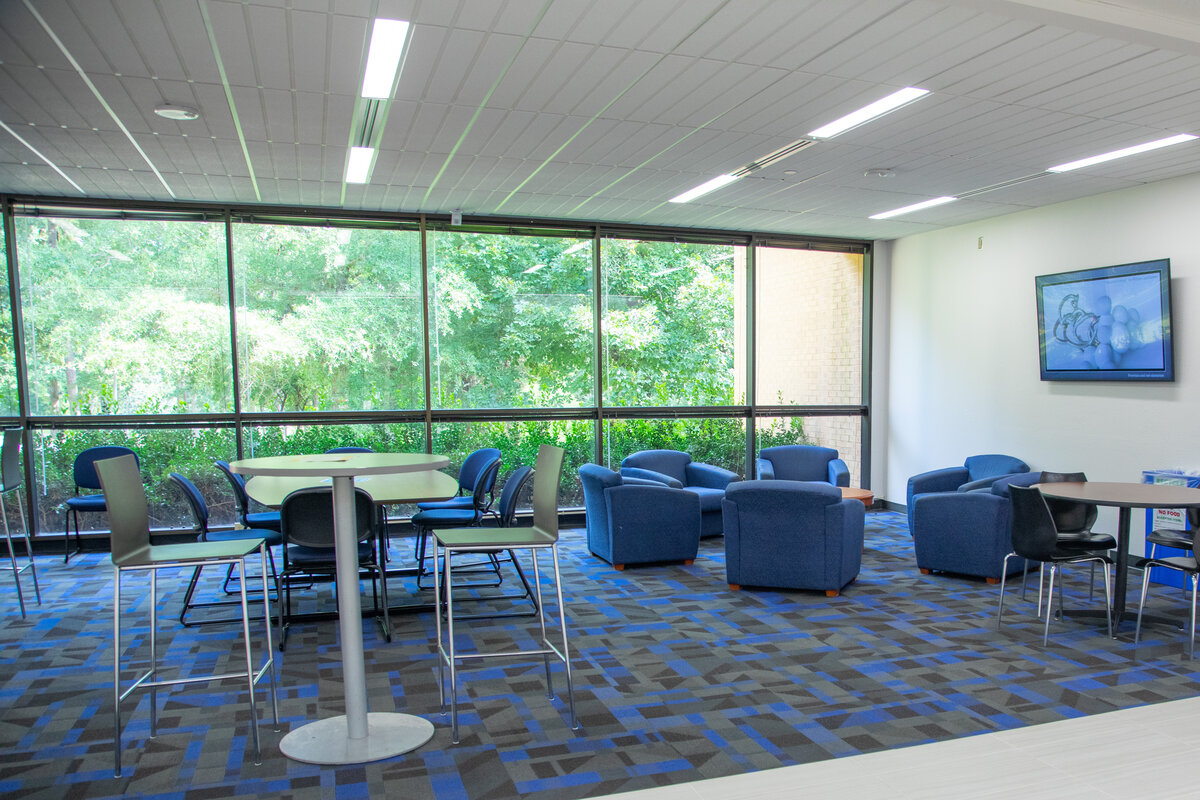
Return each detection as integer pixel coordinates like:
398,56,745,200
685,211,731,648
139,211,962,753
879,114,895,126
599,696,1200,800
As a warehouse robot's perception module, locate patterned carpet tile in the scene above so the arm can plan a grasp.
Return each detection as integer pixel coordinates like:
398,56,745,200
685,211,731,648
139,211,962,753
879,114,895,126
2,511,1200,799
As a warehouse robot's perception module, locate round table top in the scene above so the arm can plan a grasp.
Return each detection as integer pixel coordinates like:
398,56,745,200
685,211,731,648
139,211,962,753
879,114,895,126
230,452,450,478
1034,481,1200,509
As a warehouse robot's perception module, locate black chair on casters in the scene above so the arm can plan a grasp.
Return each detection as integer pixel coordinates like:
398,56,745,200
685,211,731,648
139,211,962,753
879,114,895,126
64,445,138,563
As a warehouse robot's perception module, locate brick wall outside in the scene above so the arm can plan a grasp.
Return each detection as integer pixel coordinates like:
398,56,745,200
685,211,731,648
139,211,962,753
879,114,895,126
735,248,865,484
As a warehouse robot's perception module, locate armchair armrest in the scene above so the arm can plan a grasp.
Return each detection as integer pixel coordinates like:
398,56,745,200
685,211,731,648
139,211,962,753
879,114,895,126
907,466,970,497
959,472,1025,493
686,462,738,489
756,458,775,480
619,466,683,489
828,458,850,487
620,476,666,487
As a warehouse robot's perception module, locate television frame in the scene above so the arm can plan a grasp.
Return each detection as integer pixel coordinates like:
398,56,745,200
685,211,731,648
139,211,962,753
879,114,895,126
1035,258,1174,382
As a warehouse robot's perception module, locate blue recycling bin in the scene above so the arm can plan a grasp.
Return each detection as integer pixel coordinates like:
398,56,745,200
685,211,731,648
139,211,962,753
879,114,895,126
1143,470,1200,588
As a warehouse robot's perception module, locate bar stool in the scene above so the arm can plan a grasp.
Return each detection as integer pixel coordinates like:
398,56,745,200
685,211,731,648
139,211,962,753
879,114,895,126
432,444,578,743
1,428,38,617
96,453,279,777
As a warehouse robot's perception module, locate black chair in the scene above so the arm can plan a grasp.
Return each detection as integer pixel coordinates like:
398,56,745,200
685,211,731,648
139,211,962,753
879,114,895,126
1,428,38,617
411,455,502,589
169,473,282,627
1134,528,1200,658
64,445,138,562
1146,507,1199,558
277,486,389,649
214,460,282,532
1030,471,1115,605
999,485,1113,645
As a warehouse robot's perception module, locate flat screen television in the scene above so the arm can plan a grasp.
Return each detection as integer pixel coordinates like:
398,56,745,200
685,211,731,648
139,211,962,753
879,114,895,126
1035,258,1174,382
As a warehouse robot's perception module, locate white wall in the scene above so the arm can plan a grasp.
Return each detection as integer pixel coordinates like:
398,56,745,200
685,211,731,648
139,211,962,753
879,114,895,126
880,171,1200,540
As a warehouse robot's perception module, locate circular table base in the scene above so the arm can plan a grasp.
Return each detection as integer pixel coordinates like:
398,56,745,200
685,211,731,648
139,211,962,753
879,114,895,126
280,712,435,764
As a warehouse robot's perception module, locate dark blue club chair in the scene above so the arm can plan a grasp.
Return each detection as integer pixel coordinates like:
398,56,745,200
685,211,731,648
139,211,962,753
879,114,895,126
64,445,139,563
579,463,702,569
910,471,1042,583
756,445,849,486
619,449,738,538
722,480,864,596
905,454,1030,534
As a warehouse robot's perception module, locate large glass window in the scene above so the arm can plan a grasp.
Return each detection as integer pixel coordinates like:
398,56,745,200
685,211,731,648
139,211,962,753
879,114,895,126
233,222,425,412
0,222,15,415
604,417,746,478
754,246,863,405
602,238,743,407
427,230,594,409
16,216,232,415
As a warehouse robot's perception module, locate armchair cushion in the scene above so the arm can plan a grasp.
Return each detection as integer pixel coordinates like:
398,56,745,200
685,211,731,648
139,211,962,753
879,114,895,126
619,466,683,489
579,464,701,567
722,480,863,594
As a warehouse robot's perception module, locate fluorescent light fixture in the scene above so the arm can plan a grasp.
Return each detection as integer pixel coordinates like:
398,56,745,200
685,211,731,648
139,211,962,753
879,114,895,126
361,18,410,99
808,87,929,139
523,264,545,274
345,146,375,183
563,241,590,256
153,104,200,121
669,174,740,203
869,195,957,220
1047,133,1198,173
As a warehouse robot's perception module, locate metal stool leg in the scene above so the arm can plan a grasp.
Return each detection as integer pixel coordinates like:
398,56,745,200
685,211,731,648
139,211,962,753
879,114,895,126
551,545,578,729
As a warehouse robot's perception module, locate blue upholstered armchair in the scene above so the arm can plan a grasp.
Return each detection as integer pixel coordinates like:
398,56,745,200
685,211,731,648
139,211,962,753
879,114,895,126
756,445,849,486
722,480,864,596
905,454,1029,533
579,464,701,569
620,450,738,537
909,472,1041,582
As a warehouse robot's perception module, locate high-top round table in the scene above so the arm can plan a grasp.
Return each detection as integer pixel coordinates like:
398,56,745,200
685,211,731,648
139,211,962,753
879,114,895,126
230,452,449,765
1034,481,1200,625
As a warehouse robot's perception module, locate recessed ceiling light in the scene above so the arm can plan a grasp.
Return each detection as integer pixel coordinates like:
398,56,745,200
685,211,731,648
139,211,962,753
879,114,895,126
869,196,957,220
345,146,375,183
669,174,740,204
1047,133,1198,172
864,168,895,178
808,87,929,139
361,18,411,99
153,104,200,121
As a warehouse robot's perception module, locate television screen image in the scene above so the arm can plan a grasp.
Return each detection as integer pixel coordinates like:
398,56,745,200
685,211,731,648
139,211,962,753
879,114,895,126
1035,259,1174,382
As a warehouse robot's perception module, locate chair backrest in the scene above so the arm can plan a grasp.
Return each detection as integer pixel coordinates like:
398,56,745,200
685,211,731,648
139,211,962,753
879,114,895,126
472,456,502,510
214,459,251,519
325,447,373,453
458,448,503,495
621,450,690,484
497,466,534,528
1008,485,1061,562
531,444,565,537
0,428,22,492
758,445,837,481
1038,470,1097,534
964,454,1028,483
94,454,150,565
75,446,138,491
279,486,375,549
169,472,209,537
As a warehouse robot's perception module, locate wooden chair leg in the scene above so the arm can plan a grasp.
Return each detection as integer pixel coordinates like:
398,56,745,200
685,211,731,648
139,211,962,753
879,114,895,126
919,568,932,574
728,583,740,590
985,577,1000,585
613,564,625,571
825,589,839,597
683,559,694,565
